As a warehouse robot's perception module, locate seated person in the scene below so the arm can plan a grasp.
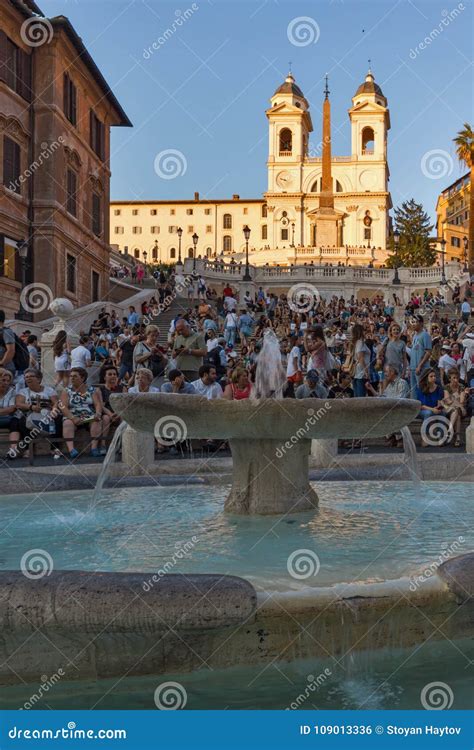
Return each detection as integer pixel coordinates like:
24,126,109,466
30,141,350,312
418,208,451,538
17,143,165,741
61,367,109,459
128,368,160,394
0,367,17,457
366,364,410,399
160,369,197,395
416,368,444,421
223,368,252,400
10,369,61,459
295,370,329,399
328,371,354,399
192,365,223,400
441,367,467,447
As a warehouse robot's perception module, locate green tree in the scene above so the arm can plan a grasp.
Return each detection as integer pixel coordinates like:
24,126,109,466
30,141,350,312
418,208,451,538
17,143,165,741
453,123,473,272
387,199,436,268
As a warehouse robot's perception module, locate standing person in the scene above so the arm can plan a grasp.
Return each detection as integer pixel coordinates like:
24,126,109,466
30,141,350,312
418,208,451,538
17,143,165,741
70,335,92,370
0,309,17,379
136,264,145,285
409,315,432,398
351,323,370,397
172,320,207,382
238,309,254,348
286,334,302,387
53,330,71,387
378,323,408,380
27,335,40,369
133,325,167,384
117,331,139,383
127,306,140,327
224,308,239,348
461,297,471,324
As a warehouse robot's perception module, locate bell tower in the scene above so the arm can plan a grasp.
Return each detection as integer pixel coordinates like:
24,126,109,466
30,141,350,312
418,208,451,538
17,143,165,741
349,67,390,161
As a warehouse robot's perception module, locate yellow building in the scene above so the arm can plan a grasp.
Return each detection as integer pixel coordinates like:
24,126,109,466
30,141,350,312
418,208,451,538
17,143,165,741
111,69,392,267
436,172,470,263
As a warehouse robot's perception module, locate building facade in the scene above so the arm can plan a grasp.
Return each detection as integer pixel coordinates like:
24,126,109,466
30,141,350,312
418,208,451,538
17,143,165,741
436,172,470,263
0,0,131,319
111,69,392,268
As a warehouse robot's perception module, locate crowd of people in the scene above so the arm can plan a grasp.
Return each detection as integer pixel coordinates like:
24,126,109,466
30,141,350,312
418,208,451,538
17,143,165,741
0,273,472,460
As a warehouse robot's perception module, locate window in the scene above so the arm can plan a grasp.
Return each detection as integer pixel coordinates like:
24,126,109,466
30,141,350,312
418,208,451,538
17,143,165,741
279,128,292,154
90,110,105,159
310,178,321,193
281,228,289,241
186,208,193,215
168,226,176,233
0,33,31,101
206,225,212,233
63,73,77,125
114,209,121,216
336,180,343,192
92,270,99,302
223,235,232,252
243,207,248,215
132,209,138,215
114,227,124,234
170,247,176,259
0,235,20,281
92,193,102,236
206,247,212,257
361,127,375,155
151,226,160,234
204,208,211,215
262,205,267,217
150,209,157,215
187,226,193,233
262,225,267,240
3,136,21,194
188,248,194,258
66,169,77,216
364,228,372,240
152,244,158,260
66,254,76,293
451,237,461,248
134,249,140,259
223,213,232,229
170,208,175,215
132,226,142,234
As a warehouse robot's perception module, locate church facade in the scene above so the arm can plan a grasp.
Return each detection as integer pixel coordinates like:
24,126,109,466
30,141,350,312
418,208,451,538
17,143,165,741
111,69,392,267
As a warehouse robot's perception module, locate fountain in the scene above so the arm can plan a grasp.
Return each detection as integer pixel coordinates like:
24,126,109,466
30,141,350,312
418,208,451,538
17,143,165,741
110,335,420,514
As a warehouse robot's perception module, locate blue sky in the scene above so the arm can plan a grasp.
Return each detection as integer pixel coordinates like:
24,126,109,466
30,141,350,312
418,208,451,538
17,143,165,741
42,0,472,223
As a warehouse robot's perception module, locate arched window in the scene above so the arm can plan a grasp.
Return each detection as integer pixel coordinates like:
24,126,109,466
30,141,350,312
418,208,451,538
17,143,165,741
134,248,140,259
188,248,194,258
223,235,232,253
152,245,158,260
361,127,375,155
279,128,292,154
206,247,212,257
310,178,321,192
335,180,343,192
261,225,267,240
261,204,267,218
223,213,232,229
170,247,176,259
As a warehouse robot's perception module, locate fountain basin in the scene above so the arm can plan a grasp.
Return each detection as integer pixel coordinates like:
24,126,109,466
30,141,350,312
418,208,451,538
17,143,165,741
111,394,420,514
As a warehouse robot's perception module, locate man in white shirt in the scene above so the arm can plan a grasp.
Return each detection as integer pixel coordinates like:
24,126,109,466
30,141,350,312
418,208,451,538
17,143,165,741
286,335,301,379
461,298,471,323
70,336,92,369
438,344,458,384
192,365,223,399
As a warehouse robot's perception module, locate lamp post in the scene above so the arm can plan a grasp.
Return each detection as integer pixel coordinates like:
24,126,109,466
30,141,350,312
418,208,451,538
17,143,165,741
392,229,401,285
439,236,447,286
152,240,159,265
143,250,148,277
243,225,251,281
463,235,468,272
192,232,198,272
291,222,296,264
177,226,183,266
16,239,31,321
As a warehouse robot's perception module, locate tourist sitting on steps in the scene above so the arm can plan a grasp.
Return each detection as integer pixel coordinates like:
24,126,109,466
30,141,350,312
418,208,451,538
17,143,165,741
295,370,329,400
0,368,17,458
192,365,223,400
223,368,251,400
128,368,160,394
160,369,197,395
10,368,62,460
61,367,109,459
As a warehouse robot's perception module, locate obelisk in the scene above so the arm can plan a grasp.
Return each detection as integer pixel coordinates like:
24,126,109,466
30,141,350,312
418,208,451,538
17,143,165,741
312,75,341,246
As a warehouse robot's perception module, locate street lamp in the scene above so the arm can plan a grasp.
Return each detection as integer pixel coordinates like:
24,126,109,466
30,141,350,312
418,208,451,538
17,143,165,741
439,236,447,285
16,239,31,321
243,225,251,281
177,227,183,266
291,222,296,264
392,229,401,285
152,240,159,265
192,232,198,272
463,236,468,272
143,249,148,275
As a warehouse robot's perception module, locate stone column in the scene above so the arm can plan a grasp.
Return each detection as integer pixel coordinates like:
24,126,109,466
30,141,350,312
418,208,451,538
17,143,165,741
238,280,257,304
40,299,79,387
121,426,155,475
311,438,338,468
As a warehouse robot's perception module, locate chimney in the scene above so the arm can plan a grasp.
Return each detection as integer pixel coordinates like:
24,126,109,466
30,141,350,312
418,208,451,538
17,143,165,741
232,194,240,200
194,191,199,201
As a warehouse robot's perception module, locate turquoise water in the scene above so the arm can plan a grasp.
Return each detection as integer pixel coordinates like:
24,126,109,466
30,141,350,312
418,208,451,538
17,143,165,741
1,639,472,710
0,481,471,591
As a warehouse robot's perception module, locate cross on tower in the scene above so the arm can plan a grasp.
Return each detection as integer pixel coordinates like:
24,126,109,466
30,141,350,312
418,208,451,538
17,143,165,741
324,74,329,99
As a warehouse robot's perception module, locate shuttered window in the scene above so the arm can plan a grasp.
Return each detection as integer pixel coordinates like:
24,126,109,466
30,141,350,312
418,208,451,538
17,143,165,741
66,169,77,216
0,32,31,101
63,74,77,125
3,136,21,194
89,110,105,160
66,254,76,293
92,193,102,236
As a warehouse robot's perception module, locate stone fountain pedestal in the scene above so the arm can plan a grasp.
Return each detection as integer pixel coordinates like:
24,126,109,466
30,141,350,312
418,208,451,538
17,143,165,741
111,393,420,516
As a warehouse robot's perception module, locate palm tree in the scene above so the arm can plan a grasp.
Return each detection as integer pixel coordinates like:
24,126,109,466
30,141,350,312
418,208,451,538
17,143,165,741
453,123,473,273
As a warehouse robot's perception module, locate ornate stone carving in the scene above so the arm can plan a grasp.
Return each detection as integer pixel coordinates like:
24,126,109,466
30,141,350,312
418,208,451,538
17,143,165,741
346,205,359,212
0,115,29,145
64,146,82,170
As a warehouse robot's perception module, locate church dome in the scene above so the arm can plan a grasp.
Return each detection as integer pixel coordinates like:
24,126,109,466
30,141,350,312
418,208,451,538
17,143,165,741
273,72,306,99
355,70,385,98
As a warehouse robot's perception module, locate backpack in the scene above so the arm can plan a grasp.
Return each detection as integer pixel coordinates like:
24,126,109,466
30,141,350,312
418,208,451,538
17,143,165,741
204,346,226,377
0,328,29,372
